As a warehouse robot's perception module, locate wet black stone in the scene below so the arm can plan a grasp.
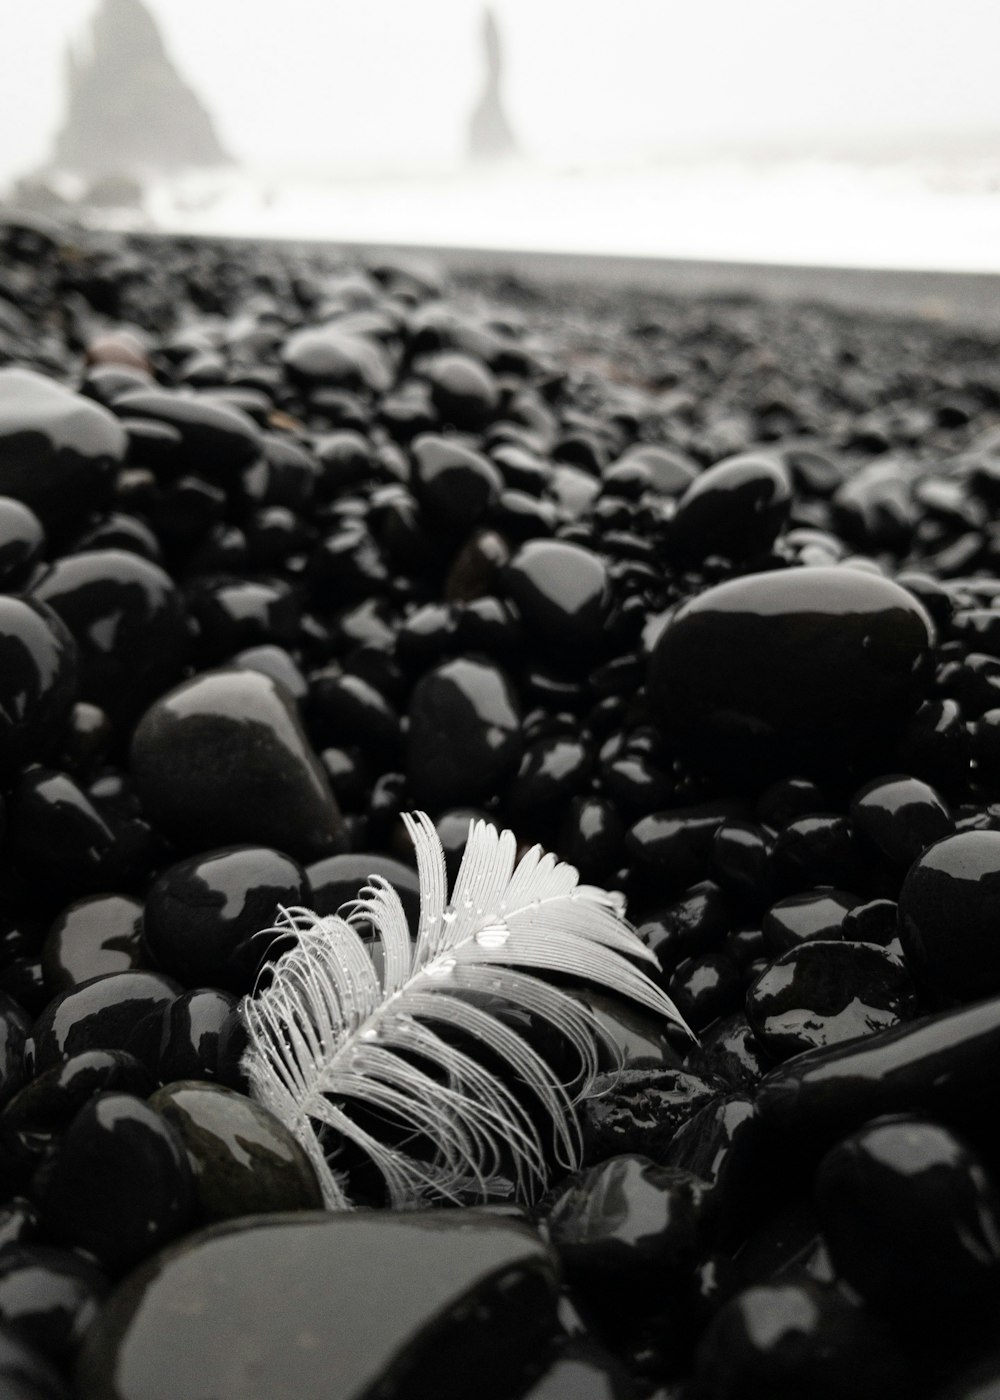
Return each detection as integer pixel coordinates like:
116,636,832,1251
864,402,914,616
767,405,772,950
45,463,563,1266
640,880,740,976
143,846,308,991
850,773,952,867
770,815,869,895
0,1323,72,1398
41,894,144,995
0,1199,39,1252
747,940,918,1059
231,646,307,703
35,1092,194,1275
0,992,30,1109
3,1050,154,1133
282,326,392,393
694,1280,910,1400
0,498,44,592
150,1081,323,1220
579,1068,722,1165
426,351,500,430
517,1339,639,1400
546,1155,704,1288
648,567,934,776
756,993,1000,1149
0,368,125,536
669,452,792,564
711,820,773,901
762,890,862,955
412,433,502,530
558,797,624,882
627,801,750,890
131,669,344,862
667,953,743,1034
840,897,898,945
306,850,419,932
156,990,241,1084
111,389,263,478
504,540,610,648
0,1245,107,1361
898,831,1000,1003
606,444,697,497
407,656,522,808
756,777,827,829
188,580,299,664
564,985,684,1071
685,1012,774,1092
816,1117,1000,1327
0,598,78,776
30,970,180,1075
77,1212,559,1400
8,767,123,899
306,670,402,755
659,1094,763,1247
509,737,592,817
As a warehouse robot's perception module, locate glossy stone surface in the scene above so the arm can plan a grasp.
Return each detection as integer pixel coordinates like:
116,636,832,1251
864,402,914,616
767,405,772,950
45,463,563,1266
425,351,500,430
143,846,308,990
660,1094,762,1247
29,550,189,723
756,994,1000,1146
0,368,125,535
131,669,344,861
504,540,610,647
0,1245,107,1360
3,1050,154,1132
37,1092,194,1274
0,1325,72,1400
407,656,521,808
762,890,861,955
149,1081,323,1220
0,598,78,775
897,831,1000,1003
307,850,419,930
30,970,180,1074
41,894,144,994
0,993,30,1110
579,1069,721,1165
747,941,918,1059
816,1117,1000,1326
77,1212,559,1400
850,773,952,867
648,567,934,775
547,1155,703,1285
155,990,241,1084
669,452,792,564
0,497,45,591
111,388,262,477
412,433,502,529
282,326,392,393
695,1280,909,1400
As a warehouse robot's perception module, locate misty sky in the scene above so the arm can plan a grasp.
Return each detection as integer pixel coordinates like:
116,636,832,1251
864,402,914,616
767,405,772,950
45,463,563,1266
1,0,998,183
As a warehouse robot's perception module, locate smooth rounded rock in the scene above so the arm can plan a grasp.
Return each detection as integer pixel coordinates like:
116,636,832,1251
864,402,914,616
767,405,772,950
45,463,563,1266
504,540,610,648
407,656,521,808
763,890,862,955
41,895,144,995
669,452,792,564
412,434,502,530
77,1211,559,1400
30,970,180,1074
36,1092,194,1274
110,389,262,478
0,1245,107,1360
3,1050,154,1132
130,669,344,862
149,1081,324,1220
648,567,935,775
282,327,392,393
897,831,1000,1003
143,846,308,991
815,1117,1000,1327
747,940,918,1059
0,598,78,775
0,369,125,535
29,550,189,723
0,497,45,591
850,773,952,867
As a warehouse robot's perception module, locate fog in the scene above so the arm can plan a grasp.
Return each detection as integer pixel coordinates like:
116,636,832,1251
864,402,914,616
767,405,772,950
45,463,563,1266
1,1,998,269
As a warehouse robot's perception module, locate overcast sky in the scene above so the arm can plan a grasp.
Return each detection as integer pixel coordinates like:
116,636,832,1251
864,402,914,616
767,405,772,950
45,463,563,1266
1,0,998,183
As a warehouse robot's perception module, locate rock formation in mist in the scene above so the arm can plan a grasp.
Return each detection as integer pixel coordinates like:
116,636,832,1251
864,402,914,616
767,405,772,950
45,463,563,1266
51,0,231,177
468,8,519,163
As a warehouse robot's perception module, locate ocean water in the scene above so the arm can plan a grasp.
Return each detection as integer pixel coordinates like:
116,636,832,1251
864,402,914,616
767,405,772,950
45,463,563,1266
129,157,1000,272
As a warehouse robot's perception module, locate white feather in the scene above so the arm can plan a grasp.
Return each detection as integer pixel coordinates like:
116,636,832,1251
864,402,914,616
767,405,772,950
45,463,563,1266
241,811,693,1210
